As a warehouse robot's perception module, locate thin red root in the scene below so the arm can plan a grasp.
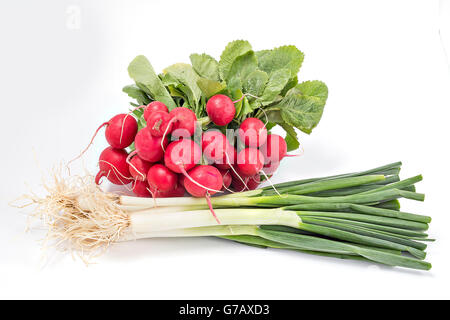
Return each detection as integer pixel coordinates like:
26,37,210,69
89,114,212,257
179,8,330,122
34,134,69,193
206,192,221,224
67,122,108,167
284,154,300,158
126,151,145,181
161,117,176,152
260,170,281,196
179,166,223,194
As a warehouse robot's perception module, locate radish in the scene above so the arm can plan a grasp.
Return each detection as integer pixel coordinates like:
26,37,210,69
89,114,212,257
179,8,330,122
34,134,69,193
218,169,232,191
230,171,260,192
184,165,223,197
132,180,152,197
238,117,267,147
147,110,173,137
156,184,186,198
144,101,168,121
105,114,138,149
184,165,223,223
206,94,236,126
178,174,186,189
260,134,287,164
147,164,178,193
134,127,168,162
215,146,236,170
69,114,137,165
164,139,202,174
263,161,280,175
128,154,153,181
201,130,231,163
247,174,261,190
236,148,264,177
95,147,133,185
169,107,197,137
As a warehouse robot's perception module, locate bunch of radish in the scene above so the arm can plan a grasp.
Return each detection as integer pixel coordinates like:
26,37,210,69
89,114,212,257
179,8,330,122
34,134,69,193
87,94,288,221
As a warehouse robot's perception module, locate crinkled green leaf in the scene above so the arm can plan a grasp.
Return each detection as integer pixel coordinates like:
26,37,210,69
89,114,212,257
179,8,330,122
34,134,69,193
197,78,226,98
258,45,304,78
190,53,220,81
278,94,325,134
122,84,151,106
163,63,202,108
127,55,177,110
295,80,328,105
255,49,271,61
226,51,258,91
219,40,252,80
259,68,291,105
243,70,269,98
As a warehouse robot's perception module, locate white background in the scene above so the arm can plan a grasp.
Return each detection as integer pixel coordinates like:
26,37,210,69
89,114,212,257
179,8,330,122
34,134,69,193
1,0,449,299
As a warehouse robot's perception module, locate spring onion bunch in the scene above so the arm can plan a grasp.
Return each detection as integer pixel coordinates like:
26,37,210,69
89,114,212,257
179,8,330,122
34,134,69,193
23,161,432,270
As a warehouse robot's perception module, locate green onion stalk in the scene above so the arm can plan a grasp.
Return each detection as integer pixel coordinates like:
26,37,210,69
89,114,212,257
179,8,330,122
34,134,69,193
23,162,433,270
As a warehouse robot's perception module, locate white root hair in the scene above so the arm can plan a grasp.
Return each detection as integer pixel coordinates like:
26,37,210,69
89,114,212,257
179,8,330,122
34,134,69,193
14,171,130,262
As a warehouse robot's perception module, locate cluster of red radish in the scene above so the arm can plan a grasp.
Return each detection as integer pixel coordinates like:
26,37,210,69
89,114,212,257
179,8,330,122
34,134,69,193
91,94,288,221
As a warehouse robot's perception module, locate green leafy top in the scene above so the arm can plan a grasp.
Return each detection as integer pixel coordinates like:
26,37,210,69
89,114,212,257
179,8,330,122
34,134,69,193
123,40,328,153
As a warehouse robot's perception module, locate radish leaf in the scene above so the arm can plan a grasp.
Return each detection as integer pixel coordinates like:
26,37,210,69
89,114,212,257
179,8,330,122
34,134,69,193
190,53,220,81
128,55,177,110
278,94,325,134
219,40,252,80
257,45,304,78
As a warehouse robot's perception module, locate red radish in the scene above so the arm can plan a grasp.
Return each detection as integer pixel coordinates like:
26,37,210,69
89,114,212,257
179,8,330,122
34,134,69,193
260,134,287,164
105,114,138,149
147,111,173,137
206,94,236,126
237,148,264,177
231,172,260,192
184,165,223,223
201,130,231,163
218,169,232,190
144,101,168,121
156,184,185,198
132,180,152,197
238,117,267,147
128,154,153,181
178,174,186,189
247,174,261,190
69,114,137,165
169,107,197,137
147,164,178,192
215,146,237,170
230,166,249,192
95,147,133,185
134,127,168,162
263,161,280,175
164,139,202,173
184,165,223,197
